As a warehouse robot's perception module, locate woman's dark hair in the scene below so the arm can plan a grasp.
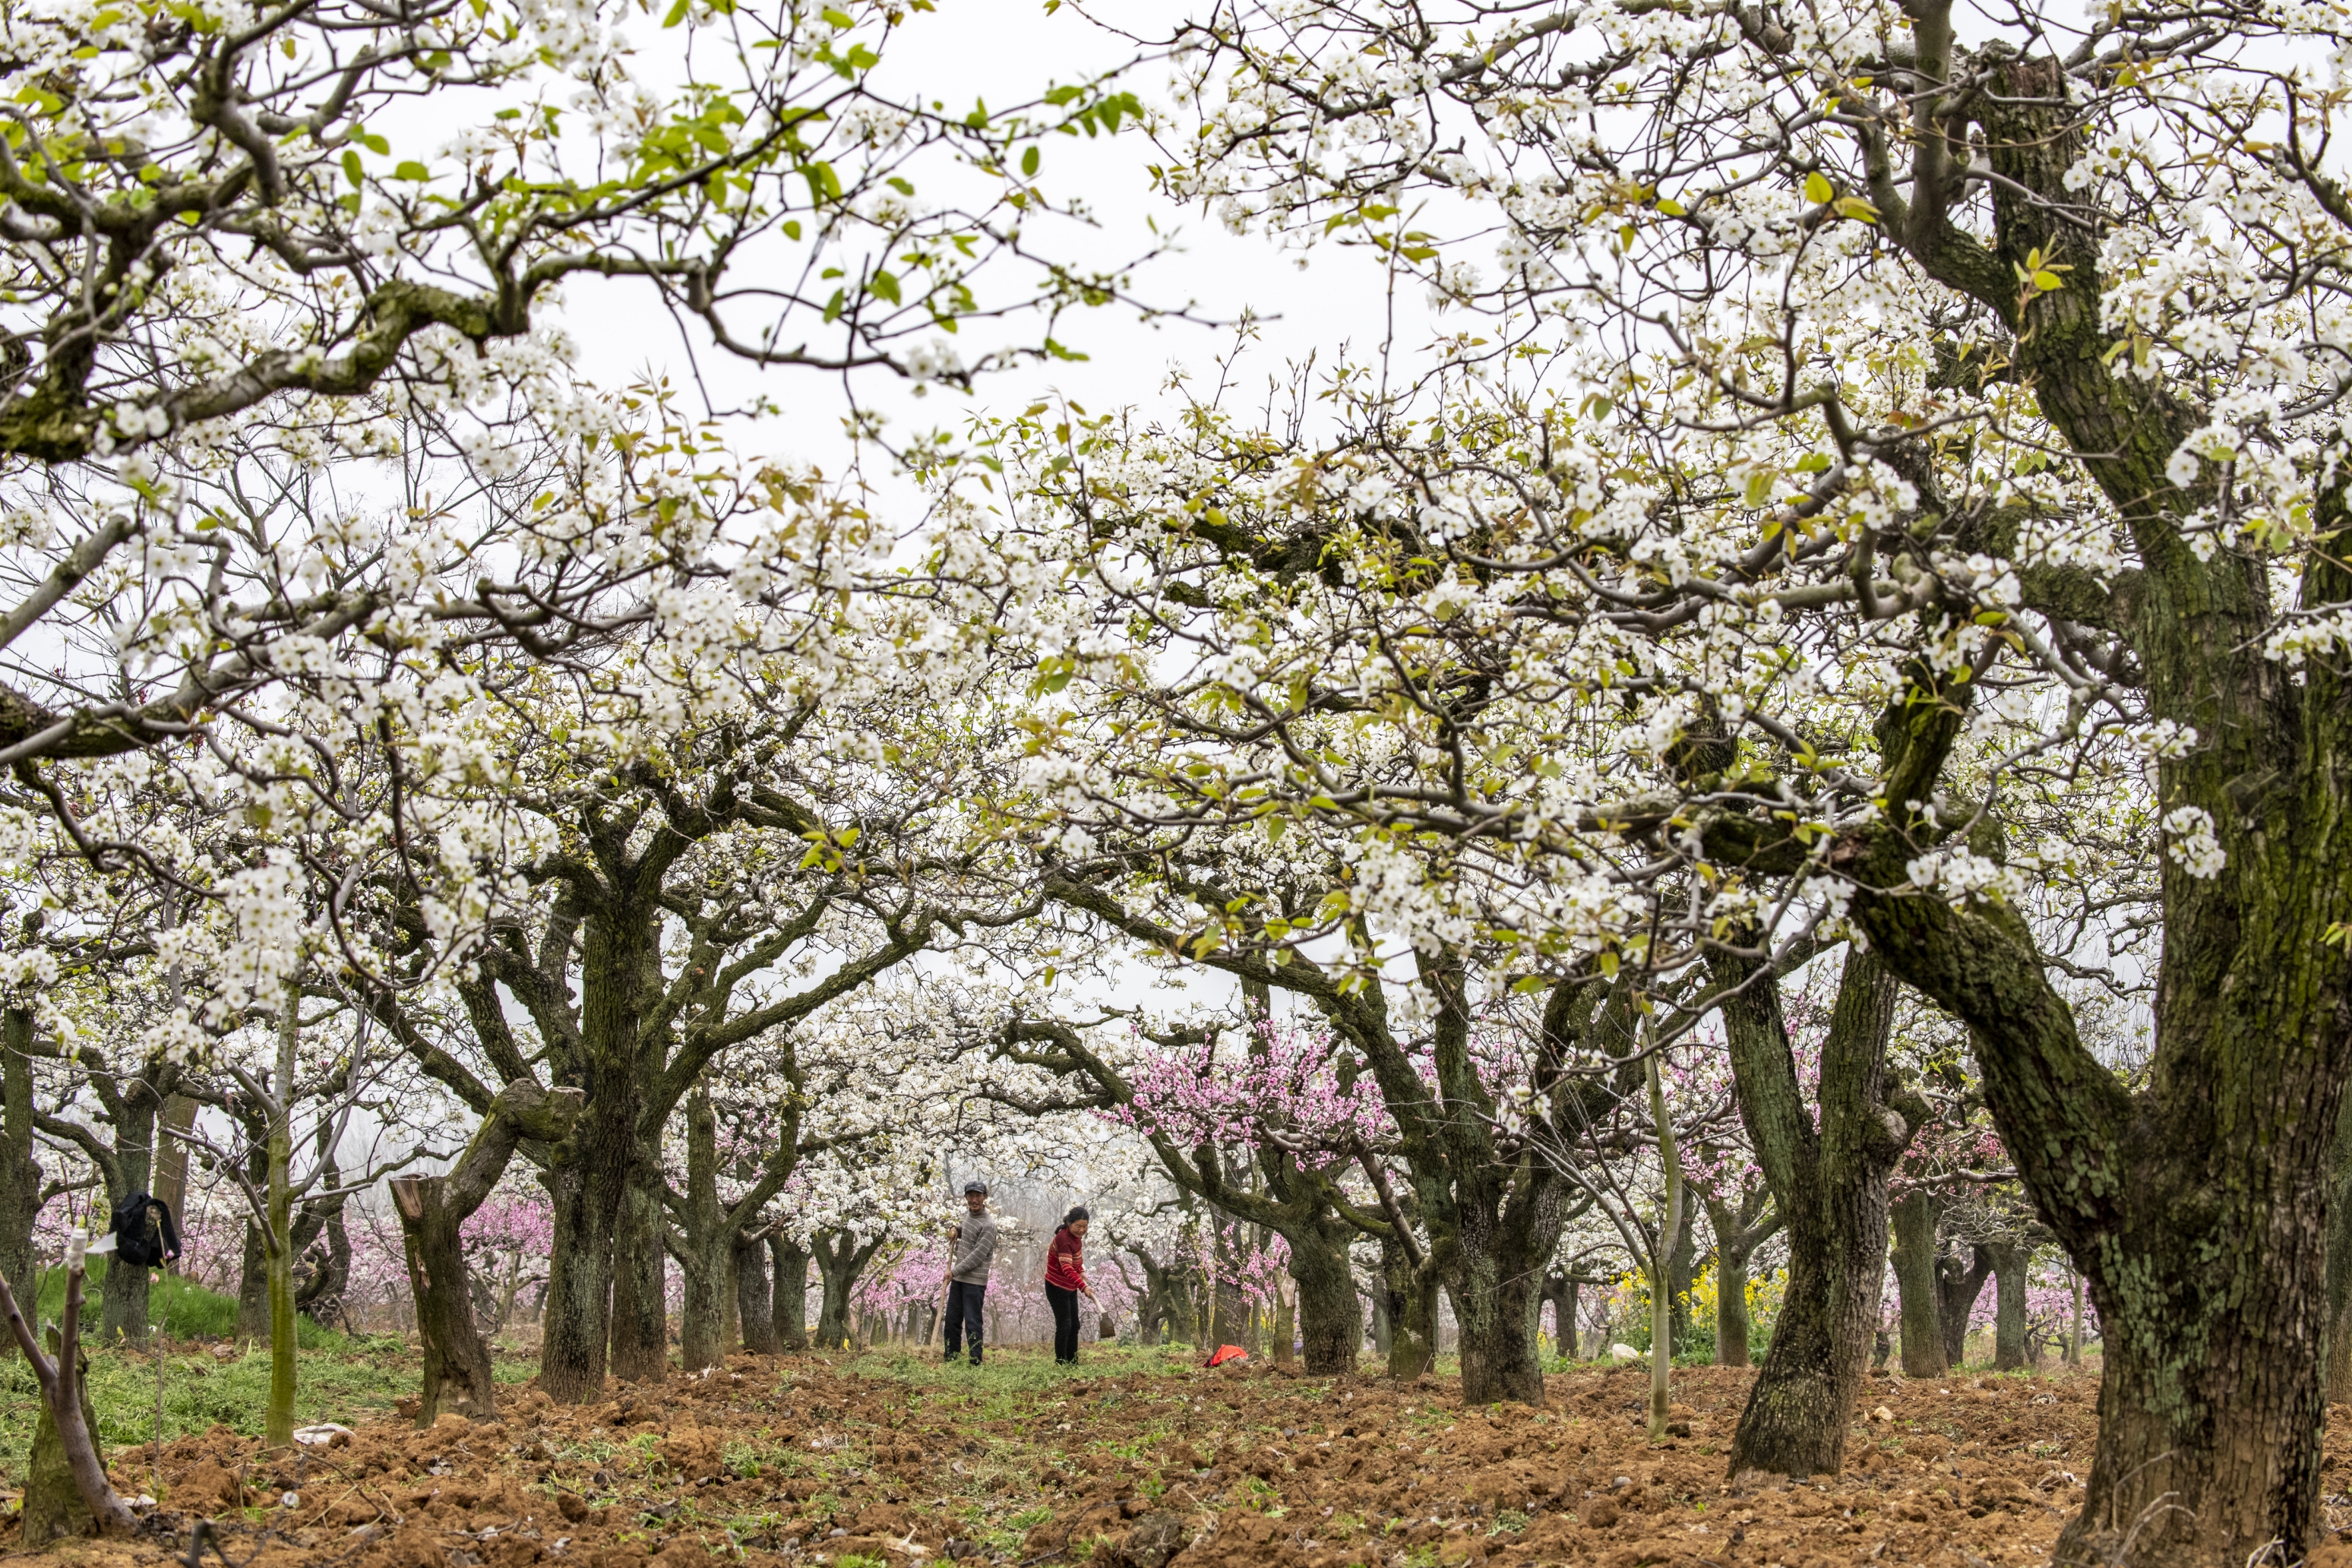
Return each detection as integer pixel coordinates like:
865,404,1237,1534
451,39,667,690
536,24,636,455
1061,1206,1090,1228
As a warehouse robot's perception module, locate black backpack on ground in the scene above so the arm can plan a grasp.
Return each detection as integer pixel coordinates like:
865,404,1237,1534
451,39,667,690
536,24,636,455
111,1191,181,1267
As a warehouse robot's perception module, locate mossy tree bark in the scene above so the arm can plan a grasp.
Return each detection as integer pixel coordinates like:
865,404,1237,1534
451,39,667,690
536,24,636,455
675,1080,801,1370
1990,1243,2028,1372
1715,947,1917,1478
1890,1193,1946,1379
0,1009,40,1345
610,1161,669,1380
1820,26,2352,1563
2328,1096,2352,1402
771,1236,810,1350
735,1228,775,1355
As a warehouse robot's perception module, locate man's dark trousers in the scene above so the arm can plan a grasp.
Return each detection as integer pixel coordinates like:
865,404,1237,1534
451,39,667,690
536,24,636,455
944,1280,985,1363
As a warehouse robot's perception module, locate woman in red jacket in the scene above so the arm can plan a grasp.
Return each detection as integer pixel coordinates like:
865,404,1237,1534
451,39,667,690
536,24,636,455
1045,1206,1097,1364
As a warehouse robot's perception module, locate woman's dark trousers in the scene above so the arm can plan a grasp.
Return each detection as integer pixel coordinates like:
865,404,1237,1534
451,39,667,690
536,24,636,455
1048,1283,1080,1363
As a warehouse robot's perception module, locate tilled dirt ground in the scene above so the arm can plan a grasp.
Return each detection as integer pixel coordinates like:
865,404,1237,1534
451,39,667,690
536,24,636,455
12,1348,2352,1568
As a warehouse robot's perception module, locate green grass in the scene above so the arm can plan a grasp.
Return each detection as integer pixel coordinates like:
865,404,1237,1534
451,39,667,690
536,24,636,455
0,1339,422,1485
0,1269,539,1485
28,1262,351,1349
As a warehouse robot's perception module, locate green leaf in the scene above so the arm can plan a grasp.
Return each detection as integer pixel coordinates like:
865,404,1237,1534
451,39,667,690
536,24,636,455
1804,171,1834,204
393,160,431,182
662,0,689,25
870,269,901,305
356,131,390,155
2032,269,2064,292
1021,144,1040,177
341,149,363,188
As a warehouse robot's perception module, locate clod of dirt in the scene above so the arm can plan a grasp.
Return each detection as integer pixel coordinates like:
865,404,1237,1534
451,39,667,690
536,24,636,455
1121,1511,1189,1568
175,1457,244,1513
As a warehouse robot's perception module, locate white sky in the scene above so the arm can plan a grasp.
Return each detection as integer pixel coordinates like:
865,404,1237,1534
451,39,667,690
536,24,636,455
554,0,1435,484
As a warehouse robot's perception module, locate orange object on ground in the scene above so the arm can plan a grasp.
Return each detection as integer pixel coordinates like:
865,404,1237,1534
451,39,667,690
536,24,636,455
1203,1345,1249,1367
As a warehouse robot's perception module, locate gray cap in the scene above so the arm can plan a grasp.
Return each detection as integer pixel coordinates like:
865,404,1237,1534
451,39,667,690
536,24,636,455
963,1179,988,1195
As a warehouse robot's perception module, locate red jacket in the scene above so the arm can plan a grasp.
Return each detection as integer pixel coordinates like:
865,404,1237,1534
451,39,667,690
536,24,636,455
1045,1227,1087,1291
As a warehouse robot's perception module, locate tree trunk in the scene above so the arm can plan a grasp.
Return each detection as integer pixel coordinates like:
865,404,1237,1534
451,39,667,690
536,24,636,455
1377,1233,1436,1379
1717,1247,1752,1369
0,1009,40,1345
720,1242,738,1355
676,1086,725,1373
735,1232,776,1355
1891,1193,1946,1379
151,1095,195,1231
1939,1244,1994,1369
99,1082,160,1348
2328,1095,2352,1402
1835,46,2352,1563
236,1215,268,1342
1646,1051,1684,1440
1285,1218,1360,1374
811,1231,878,1351
1715,946,1913,1479
772,1236,809,1350
1270,1280,1295,1366
297,1206,352,1329
608,1159,668,1382
1664,1197,1698,1359
392,1178,496,1424
537,1150,622,1400
264,980,298,1449
1421,960,1566,1407
1990,1242,2028,1372
393,1082,580,1425
20,1329,103,1547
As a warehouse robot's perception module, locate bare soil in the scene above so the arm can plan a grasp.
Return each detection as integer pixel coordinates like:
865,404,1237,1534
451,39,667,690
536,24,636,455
11,1350,2352,1568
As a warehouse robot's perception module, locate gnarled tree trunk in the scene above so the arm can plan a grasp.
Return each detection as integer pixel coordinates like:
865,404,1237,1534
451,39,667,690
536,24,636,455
812,1228,881,1350
1716,947,1914,1478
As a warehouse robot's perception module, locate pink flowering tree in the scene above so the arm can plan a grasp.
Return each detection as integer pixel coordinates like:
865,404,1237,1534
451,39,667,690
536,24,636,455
463,1189,555,1336
988,1013,1399,1374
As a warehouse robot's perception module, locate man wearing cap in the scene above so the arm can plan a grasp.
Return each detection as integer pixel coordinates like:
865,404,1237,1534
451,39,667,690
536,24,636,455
944,1180,997,1365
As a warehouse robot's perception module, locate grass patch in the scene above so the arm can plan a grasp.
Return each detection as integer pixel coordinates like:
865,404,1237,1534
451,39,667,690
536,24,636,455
0,1340,415,1483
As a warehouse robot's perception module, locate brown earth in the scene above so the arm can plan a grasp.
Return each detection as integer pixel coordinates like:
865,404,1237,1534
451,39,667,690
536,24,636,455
10,1350,2352,1568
